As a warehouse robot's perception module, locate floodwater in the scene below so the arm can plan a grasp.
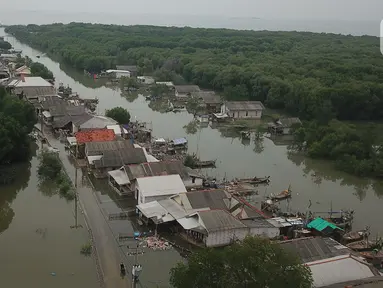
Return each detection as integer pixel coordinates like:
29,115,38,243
0,145,99,288
2,28,383,241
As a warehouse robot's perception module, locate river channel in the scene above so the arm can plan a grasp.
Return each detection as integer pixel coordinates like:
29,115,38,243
2,28,383,245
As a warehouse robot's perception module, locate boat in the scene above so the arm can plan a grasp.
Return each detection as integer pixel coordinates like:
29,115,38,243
270,186,292,201
238,176,270,185
195,160,216,168
342,227,370,243
326,210,355,230
360,250,383,266
346,238,383,252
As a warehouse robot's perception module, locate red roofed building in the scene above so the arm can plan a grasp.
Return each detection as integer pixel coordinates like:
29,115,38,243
75,129,115,144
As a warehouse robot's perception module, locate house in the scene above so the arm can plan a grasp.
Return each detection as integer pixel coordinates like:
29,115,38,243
15,65,31,76
174,85,200,99
135,174,187,205
40,96,88,130
116,65,138,77
108,160,204,195
192,91,222,113
181,210,249,247
73,115,117,133
221,101,265,119
7,76,55,101
280,237,382,288
93,148,147,178
75,129,116,157
0,53,18,61
307,217,343,237
268,117,302,135
156,82,175,89
106,125,128,138
137,76,155,85
106,69,131,79
85,140,134,157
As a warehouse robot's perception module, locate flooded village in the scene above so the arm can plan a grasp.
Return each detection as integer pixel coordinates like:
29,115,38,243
2,27,383,288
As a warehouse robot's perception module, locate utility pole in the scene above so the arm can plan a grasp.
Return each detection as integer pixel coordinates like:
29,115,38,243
126,237,144,288
71,142,81,229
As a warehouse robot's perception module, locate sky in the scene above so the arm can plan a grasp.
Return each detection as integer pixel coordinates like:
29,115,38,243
2,0,382,21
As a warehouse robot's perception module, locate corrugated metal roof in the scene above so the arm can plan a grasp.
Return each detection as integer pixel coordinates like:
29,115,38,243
225,101,265,111
172,138,187,145
307,218,342,232
174,85,200,93
177,216,201,230
94,148,147,168
85,140,134,155
125,160,190,181
136,175,187,197
279,237,350,263
80,115,117,129
108,169,130,185
158,199,187,219
185,190,230,210
241,218,277,228
308,255,376,287
12,76,53,87
136,201,174,223
198,209,246,232
76,130,116,144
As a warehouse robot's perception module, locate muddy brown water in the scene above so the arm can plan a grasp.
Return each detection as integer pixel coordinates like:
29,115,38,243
2,28,383,284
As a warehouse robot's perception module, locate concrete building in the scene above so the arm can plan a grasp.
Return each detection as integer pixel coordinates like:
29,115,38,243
116,65,138,77
106,69,131,79
280,237,382,288
8,76,55,101
221,101,265,119
108,160,203,195
174,85,200,99
135,174,187,205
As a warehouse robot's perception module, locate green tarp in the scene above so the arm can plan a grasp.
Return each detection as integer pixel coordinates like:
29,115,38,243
307,217,343,232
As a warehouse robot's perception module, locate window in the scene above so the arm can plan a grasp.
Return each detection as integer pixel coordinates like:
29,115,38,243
192,177,196,184
246,111,248,116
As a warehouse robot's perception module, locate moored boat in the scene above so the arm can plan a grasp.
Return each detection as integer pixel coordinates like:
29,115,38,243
346,238,383,252
238,176,270,185
342,227,370,243
195,160,216,168
270,186,292,201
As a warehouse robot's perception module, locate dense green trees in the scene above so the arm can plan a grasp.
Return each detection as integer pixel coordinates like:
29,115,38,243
105,107,131,124
0,40,12,50
170,236,312,288
0,87,37,165
291,120,383,177
30,62,54,80
6,23,383,122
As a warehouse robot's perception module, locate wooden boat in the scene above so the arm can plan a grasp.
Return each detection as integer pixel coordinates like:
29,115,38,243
270,187,292,201
195,160,216,168
342,227,370,243
326,210,355,230
239,176,270,185
346,239,383,252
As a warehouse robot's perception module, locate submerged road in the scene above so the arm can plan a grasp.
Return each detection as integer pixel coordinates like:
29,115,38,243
38,127,131,288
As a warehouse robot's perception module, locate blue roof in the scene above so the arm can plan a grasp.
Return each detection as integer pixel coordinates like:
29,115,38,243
173,138,187,145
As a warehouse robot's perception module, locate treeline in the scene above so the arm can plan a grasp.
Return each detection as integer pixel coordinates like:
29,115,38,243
291,120,383,177
0,87,37,165
5,23,383,122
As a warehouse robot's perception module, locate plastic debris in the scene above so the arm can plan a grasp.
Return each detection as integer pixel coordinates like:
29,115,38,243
142,236,172,251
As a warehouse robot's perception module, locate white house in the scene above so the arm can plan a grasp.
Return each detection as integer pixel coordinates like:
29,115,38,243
135,174,187,205
106,69,131,79
221,101,265,119
280,237,381,288
7,76,55,100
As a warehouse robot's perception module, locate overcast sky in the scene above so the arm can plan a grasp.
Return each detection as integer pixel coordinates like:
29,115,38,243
2,0,382,21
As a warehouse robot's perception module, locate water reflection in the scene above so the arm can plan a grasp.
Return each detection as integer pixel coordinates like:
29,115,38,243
0,161,32,234
288,152,377,200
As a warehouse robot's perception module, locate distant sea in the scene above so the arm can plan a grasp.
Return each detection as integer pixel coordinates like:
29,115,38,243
0,10,380,36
